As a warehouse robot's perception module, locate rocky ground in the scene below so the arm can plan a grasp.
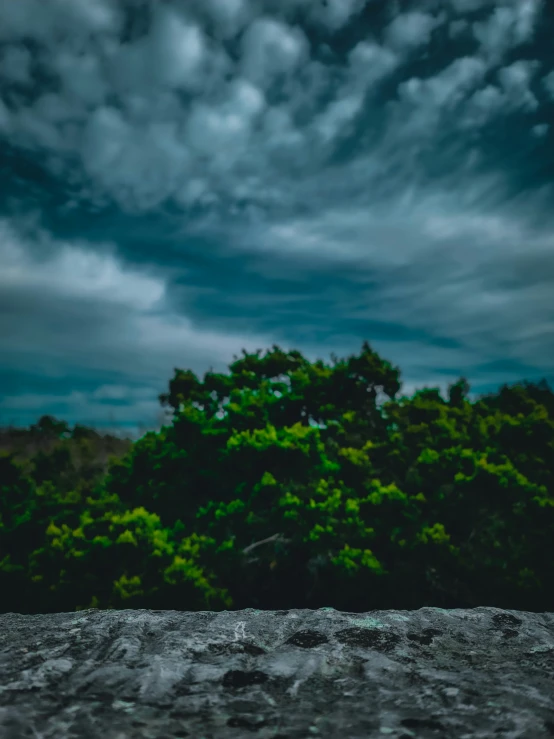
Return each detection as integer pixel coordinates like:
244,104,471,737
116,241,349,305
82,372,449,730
0,606,553,738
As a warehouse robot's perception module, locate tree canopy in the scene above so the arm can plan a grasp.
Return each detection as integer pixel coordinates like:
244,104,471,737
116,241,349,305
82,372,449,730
1,342,553,614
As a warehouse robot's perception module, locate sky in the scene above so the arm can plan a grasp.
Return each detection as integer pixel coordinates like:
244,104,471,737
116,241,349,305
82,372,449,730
1,0,553,438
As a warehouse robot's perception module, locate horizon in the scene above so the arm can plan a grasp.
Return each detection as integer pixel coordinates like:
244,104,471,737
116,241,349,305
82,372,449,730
2,368,551,443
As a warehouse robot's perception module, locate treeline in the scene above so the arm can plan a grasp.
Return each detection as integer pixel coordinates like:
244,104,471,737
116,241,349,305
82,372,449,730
1,341,553,615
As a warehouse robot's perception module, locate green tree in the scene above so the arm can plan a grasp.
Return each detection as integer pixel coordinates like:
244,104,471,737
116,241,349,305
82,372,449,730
2,349,553,614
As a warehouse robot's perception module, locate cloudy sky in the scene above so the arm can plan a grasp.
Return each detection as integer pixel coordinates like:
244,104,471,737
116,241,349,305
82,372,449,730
1,0,553,437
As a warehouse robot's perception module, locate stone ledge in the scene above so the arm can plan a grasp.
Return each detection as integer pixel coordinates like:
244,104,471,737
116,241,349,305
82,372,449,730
0,606,553,738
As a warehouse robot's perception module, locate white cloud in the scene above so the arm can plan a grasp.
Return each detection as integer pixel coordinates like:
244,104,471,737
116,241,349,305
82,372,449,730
240,16,309,88
82,107,192,210
306,0,366,31
108,6,212,97
348,41,399,90
261,105,305,156
206,181,554,392
393,56,487,137
309,41,398,146
1,0,553,430
384,11,443,53
312,94,364,144
0,0,549,221
0,217,283,407
186,78,265,173
497,59,540,111
0,0,545,217
531,123,549,137
464,84,505,125
198,0,252,38
472,0,543,64
0,219,165,311
460,59,540,126
399,57,487,109
148,7,207,90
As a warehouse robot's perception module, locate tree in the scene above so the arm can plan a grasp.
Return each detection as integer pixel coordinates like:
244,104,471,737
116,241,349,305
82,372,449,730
2,345,553,614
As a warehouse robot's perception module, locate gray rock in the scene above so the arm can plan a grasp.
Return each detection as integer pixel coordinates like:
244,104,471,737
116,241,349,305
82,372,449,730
0,606,553,738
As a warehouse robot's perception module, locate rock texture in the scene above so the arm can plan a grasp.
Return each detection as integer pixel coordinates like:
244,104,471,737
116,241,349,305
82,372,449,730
0,606,553,738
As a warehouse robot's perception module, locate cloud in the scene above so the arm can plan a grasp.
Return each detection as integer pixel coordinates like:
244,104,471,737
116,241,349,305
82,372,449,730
185,78,266,180
197,0,252,39
0,45,32,85
310,40,398,144
0,0,545,214
148,7,207,89
472,0,543,64
0,0,121,42
398,56,487,109
497,59,540,111
240,16,309,88
543,70,554,100
392,56,488,139
463,84,505,124
81,107,192,210
449,18,469,37
53,51,108,108
531,123,549,137
110,6,210,95
0,0,553,432
305,0,367,31
0,216,285,429
347,40,399,89
194,185,554,381
0,219,164,311
384,11,443,53
459,58,541,126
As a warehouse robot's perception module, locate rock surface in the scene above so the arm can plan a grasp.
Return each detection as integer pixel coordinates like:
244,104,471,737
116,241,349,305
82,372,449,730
0,606,553,738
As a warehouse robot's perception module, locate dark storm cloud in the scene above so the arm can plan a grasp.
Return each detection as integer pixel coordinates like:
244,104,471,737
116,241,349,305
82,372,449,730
0,0,553,434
